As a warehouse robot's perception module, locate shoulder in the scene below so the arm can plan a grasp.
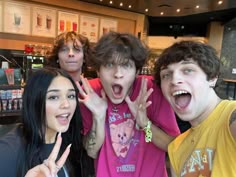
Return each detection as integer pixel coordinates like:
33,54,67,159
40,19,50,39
87,78,103,93
88,78,101,86
0,123,23,152
0,124,24,175
168,130,189,151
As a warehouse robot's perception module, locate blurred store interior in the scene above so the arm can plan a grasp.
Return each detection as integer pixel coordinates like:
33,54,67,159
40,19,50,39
0,0,236,123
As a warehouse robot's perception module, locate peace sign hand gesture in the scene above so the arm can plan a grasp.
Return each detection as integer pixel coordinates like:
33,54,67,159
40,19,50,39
25,133,71,177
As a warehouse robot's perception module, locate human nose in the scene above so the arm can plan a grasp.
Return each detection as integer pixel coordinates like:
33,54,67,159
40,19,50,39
68,48,74,57
171,71,183,85
60,98,70,108
114,66,124,78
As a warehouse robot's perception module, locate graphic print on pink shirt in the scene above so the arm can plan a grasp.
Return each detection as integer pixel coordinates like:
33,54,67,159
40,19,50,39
110,119,135,158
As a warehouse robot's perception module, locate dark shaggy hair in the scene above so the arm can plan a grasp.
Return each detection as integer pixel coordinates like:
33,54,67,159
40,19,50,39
91,31,149,72
154,40,221,85
46,31,94,73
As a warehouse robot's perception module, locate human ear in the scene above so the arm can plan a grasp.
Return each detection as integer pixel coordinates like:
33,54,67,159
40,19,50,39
209,77,218,88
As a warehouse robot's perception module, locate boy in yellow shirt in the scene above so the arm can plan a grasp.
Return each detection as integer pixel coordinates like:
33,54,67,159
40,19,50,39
154,40,236,177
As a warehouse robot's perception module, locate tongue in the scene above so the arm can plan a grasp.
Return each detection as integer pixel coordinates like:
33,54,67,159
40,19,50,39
175,94,191,108
112,85,122,99
113,85,122,95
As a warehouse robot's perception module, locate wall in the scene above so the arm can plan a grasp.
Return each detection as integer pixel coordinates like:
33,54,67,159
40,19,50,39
207,21,224,56
0,0,145,50
147,36,207,49
218,17,236,99
147,21,224,50
220,18,236,79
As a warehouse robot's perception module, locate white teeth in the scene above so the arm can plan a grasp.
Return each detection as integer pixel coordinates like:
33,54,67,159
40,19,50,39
60,114,69,118
172,90,188,96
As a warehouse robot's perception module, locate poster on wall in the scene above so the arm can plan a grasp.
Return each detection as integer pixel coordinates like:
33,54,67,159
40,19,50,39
99,18,117,37
80,15,99,43
32,6,56,37
0,1,2,32
3,1,30,35
58,11,79,35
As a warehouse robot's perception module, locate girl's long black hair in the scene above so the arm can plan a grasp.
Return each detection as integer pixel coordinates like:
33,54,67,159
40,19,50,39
17,67,83,177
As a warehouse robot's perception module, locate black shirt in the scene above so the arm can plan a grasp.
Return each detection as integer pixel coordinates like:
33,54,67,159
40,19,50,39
0,124,67,177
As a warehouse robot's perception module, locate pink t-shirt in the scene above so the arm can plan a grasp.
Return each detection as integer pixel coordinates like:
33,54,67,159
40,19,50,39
80,75,180,177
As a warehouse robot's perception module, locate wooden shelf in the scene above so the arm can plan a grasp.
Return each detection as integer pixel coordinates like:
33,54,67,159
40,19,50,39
0,110,21,118
0,85,22,90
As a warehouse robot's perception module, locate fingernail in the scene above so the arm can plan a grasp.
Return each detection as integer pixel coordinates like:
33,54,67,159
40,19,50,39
67,143,72,149
57,132,61,138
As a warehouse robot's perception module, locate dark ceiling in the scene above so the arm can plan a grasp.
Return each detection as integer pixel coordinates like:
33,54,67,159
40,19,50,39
78,0,236,36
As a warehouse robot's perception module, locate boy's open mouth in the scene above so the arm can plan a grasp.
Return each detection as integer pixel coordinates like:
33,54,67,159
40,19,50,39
173,90,191,109
112,84,123,98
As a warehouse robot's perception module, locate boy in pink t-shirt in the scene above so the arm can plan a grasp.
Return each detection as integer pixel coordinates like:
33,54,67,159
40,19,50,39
77,32,180,177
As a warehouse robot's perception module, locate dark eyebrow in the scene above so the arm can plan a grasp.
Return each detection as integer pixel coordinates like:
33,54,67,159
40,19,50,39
47,89,75,93
181,60,195,65
47,89,59,93
160,66,168,71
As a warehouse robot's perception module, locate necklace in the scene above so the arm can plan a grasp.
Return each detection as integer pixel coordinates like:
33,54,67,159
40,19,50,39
111,102,123,113
112,106,118,113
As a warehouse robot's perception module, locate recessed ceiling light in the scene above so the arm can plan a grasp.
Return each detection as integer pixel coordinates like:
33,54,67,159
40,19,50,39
160,12,164,15
109,1,113,4
120,2,123,7
218,1,223,5
176,8,180,12
145,8,149,12
99,0,103,2
196,5,199,8
128,5,132,8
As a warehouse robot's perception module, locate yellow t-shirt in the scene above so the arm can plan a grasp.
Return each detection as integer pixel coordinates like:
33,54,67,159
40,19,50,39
168,100,236,177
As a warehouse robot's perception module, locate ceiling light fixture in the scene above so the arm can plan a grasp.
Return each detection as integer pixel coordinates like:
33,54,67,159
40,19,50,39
176,8,180,12
145,8,149,12
196,5,199,8
218,1,223,5
160,12,164,15
109,1,113,4
128,5,132,8
158,4,171,7
120,2,123,7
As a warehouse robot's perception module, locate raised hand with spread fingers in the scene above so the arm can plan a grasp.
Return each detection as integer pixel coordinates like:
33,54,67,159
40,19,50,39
76,75,107,159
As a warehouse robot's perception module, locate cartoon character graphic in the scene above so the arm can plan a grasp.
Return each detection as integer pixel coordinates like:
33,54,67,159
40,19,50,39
110,119,135,158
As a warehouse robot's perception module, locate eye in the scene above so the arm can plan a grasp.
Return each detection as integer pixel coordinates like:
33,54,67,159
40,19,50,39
161,73,170,80
122,62,132,68
105,63,113,68
73,47,82,53
68,94,76,99
47,95,59,100
160,71,171,80
60,47,69,52
184,68,194,74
